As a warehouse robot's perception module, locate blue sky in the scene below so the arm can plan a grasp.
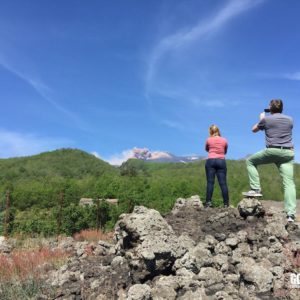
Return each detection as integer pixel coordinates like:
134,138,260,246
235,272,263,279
1,0,300,164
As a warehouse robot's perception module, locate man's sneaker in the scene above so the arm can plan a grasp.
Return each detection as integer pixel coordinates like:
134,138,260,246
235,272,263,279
287,214,295,222
204,202,212,208
242,189,262,197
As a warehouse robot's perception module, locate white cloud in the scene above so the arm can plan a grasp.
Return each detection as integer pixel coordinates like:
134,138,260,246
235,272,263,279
257,71,300,81
146,0,264,94
283,72,300,81
0,128,72,158
144,0,264,131
104,149,135,166
91,151,101,159
151,151,172,159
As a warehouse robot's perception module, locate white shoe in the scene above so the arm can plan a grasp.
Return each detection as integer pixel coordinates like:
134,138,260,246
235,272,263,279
287,215,295,222
242,189,262,197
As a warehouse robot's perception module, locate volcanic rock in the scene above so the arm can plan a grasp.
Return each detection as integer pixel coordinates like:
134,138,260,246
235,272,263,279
237,198,265,218
115,206,186,281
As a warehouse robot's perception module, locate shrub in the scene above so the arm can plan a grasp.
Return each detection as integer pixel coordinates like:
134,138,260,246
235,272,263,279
11,208,57,236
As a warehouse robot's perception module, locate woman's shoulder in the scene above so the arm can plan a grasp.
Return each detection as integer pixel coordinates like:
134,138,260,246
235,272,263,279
213,136,228,144
220,136,228,144
207,136,227,142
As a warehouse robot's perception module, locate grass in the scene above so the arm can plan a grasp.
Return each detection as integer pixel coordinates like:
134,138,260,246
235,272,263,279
0,246,69,300
73,229,114,243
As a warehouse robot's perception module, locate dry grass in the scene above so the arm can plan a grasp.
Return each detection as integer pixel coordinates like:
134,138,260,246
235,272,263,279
11,234,58,251
73,229,114,243
0,246,69,299
0,247,69,281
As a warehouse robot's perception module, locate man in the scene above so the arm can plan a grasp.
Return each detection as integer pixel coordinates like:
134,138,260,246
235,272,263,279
244,99,296,222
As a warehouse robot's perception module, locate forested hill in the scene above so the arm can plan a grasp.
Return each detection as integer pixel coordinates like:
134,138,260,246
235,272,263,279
120,158,300,207
0,149,300,236
0,148,117,182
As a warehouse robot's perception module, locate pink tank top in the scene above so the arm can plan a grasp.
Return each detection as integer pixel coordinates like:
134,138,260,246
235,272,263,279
205,136,228,159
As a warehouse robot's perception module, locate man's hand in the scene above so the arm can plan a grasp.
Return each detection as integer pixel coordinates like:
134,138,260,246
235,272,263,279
252,111,266,133
252,124,259,132
259,112,265,120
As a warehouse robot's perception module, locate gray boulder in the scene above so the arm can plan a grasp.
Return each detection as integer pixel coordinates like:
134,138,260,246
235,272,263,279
237,198,265,218
174,242,212,274
151,276,179,300
197,267,223,287
264,221,288,240
115,206,186,281
214,291,233,300
127,284,152,300
171,195,203,215
177,233,196,252
177,287,208,300
239,263,273,293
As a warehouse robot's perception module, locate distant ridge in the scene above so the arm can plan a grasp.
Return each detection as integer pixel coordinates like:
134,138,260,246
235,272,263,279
0,148,117,181
131,147,204,163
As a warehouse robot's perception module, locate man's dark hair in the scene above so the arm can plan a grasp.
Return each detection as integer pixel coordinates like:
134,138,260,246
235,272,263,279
270,99,283,113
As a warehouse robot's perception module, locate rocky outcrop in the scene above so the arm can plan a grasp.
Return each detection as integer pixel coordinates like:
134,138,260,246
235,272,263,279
115,206,186,281
238,197,265,218
29,196,300,299
171,195,203,215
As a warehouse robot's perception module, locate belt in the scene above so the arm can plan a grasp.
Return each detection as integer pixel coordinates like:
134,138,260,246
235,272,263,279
267,145,293,150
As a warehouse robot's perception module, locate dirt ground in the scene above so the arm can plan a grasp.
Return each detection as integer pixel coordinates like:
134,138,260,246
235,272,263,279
164,202,300,244
164,207,267,244
261,199,300,223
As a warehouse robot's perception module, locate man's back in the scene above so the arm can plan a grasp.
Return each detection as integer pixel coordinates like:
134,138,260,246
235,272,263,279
258,114,293,147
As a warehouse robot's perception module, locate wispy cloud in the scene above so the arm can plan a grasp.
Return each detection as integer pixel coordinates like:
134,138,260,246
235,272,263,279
161,119,186,131
102,149,135,166
282,72,300,81
257,71,300,81
0,128,72,158
146,0,264,95
91,151,102,159
0,55,90,131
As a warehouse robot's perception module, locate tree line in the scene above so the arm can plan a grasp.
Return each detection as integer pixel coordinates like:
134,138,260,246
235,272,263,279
1,149,299,237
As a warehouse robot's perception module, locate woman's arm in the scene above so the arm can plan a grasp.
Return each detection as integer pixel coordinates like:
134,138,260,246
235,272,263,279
205,140,209,152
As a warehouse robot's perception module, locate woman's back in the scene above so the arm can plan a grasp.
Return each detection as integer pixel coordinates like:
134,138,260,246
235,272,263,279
206,136,228,159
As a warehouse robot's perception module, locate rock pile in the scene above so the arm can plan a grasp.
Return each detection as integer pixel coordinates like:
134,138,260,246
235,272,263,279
8,196,300,299
115,206,186,282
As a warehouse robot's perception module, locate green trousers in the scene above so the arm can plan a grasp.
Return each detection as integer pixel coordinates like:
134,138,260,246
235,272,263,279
246,148,296,216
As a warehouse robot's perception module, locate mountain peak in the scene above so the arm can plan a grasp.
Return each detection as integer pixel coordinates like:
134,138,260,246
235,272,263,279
132,148,172,160
131,147,203,163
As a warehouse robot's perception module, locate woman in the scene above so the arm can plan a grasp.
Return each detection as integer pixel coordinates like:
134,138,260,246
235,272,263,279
204,124,229,208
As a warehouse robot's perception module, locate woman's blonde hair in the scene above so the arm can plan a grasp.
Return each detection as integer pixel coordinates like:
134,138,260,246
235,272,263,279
209,124,221,137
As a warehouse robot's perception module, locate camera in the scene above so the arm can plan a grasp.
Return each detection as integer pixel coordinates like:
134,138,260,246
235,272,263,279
264,109,270,113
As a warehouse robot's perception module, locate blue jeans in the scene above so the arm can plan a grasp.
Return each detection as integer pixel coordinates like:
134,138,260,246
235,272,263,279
205,158,229,206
